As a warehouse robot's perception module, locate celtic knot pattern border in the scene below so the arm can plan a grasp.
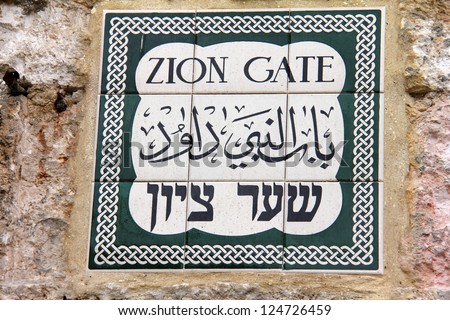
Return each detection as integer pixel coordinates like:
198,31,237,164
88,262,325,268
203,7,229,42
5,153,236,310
93,11,380,269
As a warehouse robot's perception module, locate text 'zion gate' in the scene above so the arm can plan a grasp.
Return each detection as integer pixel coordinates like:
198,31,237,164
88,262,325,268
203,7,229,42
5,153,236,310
146,56,336,84
135,42,346,93
146,183,322,232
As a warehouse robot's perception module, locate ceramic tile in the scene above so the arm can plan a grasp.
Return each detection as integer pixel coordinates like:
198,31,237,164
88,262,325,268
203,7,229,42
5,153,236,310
283,181,382,272
193,10,290,94
289,9,384,94
94,95,192,182
185,182,284,269
285,93,383,182
95,93,382,183
130,95,192,181
135,42,195,94
100,11,196,95
89,182,186,270
287,41,347,94
188,94,287,181
285,94,344,182
192,41,289,94
92,9,385,272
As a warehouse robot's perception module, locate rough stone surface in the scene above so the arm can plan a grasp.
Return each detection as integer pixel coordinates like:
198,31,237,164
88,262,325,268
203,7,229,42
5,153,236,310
0,1,88,299
0,86,84,299
0,1,91,88
400,0,450,94
0,0,448,300
403,93,450,294
0,0,49,15
400,0,450,299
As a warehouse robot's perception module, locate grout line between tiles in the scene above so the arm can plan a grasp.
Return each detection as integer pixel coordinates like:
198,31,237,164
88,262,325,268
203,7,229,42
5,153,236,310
182,13,198,271
281,15,292,270
183,14,199,270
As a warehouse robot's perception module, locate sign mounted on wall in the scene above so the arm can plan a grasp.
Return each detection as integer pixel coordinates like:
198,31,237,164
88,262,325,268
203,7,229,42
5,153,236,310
90,8,385,272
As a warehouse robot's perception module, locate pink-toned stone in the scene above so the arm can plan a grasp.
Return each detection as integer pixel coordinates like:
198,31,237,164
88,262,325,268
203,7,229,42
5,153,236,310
404,95,450,291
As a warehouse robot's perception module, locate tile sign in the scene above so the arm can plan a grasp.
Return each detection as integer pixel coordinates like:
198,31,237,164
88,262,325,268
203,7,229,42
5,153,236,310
90,8,384,272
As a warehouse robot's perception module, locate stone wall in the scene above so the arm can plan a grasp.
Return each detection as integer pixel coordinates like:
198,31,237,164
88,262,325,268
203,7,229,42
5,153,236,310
400,0,449,299
0,0,448,299
0,0,92,298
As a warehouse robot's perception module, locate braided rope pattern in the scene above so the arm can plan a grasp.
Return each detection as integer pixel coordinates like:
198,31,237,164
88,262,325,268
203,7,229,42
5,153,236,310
93,12,379,268
99,95,124,182
185,244,283,265
96,244,185,265
196,15,290,34
353,93,375,181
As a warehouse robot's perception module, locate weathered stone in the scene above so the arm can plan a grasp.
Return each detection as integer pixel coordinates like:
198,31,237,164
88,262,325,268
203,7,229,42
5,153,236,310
400,0,450,94
0,0,49,15
0,2,91,89
403,93,450,291
0,84,82,298
73,0,100,8
399,0,450,298
2,67,32,96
